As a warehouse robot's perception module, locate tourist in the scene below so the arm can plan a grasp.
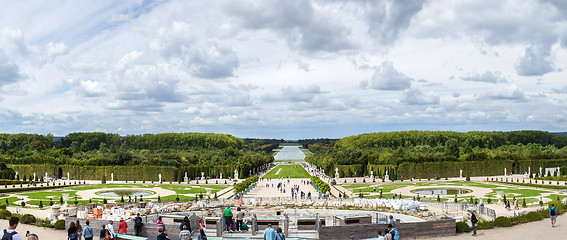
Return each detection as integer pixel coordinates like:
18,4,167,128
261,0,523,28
0,216,24,240
388,224,399,240
388,215,395,227
550,203,557,227
224,207,233,233
68,221,78,240
179,216,191,233
106,221,115,240
157,216,165,232
26,233,39,240
76,220,83,240
197,228,207,240
263,223,276,240
99,225,107,240
118,218,128,234
179,225,190,240
156,228,168,240
274,227,285,240
83,220,94,240
470,211,478,236
383,229,392,240
235,207,244,232
376,230,384,240
134,213,143,236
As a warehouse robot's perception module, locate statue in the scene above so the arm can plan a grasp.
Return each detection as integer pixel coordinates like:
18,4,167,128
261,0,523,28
335,168,339,178
14,171,18,180
384,171,390,181
33,172,36,181
201,172,205,180
184,172,189,183
234,169,239,180
528,167,531,176
370,171,374,179
111,173,114,182
504,168,507,176
158,173,162,183
539,167,542,177
460,169,463,178
220,173,223,179
67,172,70,180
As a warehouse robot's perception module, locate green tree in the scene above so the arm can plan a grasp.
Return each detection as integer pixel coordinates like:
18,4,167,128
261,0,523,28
445,138,460,158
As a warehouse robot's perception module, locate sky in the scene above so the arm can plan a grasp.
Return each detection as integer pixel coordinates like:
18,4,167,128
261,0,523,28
1,0,567,139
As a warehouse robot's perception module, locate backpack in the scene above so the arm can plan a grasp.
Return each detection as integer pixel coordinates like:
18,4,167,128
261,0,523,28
1,229,17,240
550,207,556,216
135,217,143,227
390,229,400,240
105,229,111,240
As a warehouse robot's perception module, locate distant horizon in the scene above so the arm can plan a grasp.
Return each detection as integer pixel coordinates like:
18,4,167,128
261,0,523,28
1,129,564,141
1,1,567,140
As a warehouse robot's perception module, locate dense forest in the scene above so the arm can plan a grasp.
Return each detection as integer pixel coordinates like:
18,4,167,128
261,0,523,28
306,131,567,179
0,132,274,181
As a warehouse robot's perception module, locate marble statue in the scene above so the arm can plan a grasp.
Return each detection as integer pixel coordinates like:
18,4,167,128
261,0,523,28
504,168,507,176
460,169,463,178
111,173,114,182
158,173,162,183
234,169,239,180
335,168,339,178
67,172,70,180
14,171,18,180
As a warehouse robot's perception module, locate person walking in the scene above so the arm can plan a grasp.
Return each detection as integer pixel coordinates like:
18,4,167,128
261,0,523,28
83,220,94,240
99,225,107,240
550,203,557,227
156,228,168,240
0,216,24,240
263,223,276,240
274,227,285,240
388,224,399,240
224,207,233,233
383,229,392,240
388,215,395,228
134,213,143,236
179,225,191,240
376,230,385,240
235,207,244,232
76,220,83,240
179,216,191,233
197,228,207,240
118,218,128,234
106,221,115,240
157,216,165,232
470,211,478,236
68,222,78,240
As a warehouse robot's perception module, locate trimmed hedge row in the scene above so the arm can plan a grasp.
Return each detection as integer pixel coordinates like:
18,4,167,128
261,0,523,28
0,185,78,194
233,176,259,194
311,176,331,195
492,181,567,190
397,159,567,179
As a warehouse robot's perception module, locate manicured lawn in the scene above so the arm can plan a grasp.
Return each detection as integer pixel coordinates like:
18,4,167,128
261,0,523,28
263,165,311,178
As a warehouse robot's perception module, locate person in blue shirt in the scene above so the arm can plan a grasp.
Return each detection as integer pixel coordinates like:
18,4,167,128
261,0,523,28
263,223,276,240
99,224,107,240
82,220,94,240
549,204,557,227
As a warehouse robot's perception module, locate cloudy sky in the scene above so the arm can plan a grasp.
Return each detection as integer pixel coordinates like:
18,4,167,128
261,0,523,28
1,0,567,139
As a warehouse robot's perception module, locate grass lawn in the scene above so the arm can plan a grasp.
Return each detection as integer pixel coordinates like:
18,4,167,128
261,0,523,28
279,143,302,146
263,165,310,178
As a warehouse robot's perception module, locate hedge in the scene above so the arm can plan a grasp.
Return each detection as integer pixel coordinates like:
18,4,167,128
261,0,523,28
311,176,331,195
397,160,513,179
233,176,259,194
455,221,470,233
9,164,252,182
366,165,397,178
0,185,77,194
335,165,364,177
478,201,565,230
493,181,567,190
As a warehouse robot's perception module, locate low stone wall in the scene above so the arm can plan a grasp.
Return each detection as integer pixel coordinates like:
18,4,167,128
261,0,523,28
318,219,455,239
66,214,199,239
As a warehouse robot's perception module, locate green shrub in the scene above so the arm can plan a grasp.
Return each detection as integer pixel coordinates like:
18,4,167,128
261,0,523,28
54,220,66,229
493,217,512,227
456,221,470,233
21,214,36,224
0,209,11,219
0,202,6,210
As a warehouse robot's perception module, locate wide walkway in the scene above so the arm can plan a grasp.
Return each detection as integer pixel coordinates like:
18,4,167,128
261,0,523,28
245,178,318,199
433,214,566,240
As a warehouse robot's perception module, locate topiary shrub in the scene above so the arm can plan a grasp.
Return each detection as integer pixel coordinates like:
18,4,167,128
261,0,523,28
0,209,11,219
466,176,471,181
0,202,6,210
21,214,36,224
493,216,512,227
39,200,43,209
525,211,543,221
54,220,66,229
456,221,471,233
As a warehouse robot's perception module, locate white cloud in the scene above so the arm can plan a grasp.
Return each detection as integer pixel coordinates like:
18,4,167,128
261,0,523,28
400,87,440,105
368,61,413,90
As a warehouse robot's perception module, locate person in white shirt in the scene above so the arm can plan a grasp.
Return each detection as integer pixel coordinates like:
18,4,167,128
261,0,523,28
376,230,385,240
106,220,115,240
0,216,25,240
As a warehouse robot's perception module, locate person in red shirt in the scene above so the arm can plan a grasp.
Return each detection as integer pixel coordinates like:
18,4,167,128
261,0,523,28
118,218,128,234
